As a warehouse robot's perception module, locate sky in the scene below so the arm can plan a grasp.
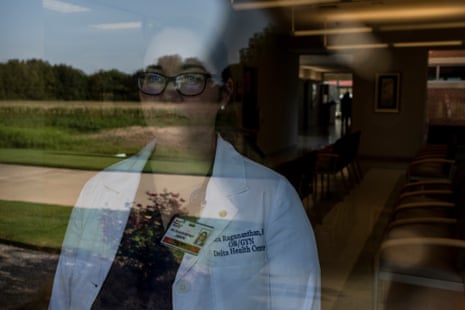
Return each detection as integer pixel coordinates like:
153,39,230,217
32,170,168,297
0,0,270,74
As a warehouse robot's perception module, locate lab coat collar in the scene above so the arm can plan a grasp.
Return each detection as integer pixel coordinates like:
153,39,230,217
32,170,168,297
211,134,249,197
101,139,156,195
198,135,249,233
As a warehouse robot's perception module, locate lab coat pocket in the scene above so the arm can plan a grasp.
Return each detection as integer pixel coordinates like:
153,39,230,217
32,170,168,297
211,263,270,310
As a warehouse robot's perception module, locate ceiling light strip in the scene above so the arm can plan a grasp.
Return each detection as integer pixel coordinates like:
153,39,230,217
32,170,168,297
393,40,463,47
326,40,463,50
293,27,372,36
230,0,338,10
381,21,465,32
326,43,388,50
324,6,465,22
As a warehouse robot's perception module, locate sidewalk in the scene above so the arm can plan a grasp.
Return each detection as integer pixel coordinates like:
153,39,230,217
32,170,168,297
0,164,96,206
0,163,208,207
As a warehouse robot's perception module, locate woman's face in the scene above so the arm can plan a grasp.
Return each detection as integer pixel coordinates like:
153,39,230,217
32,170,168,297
140,55,222,104
139,55,228,160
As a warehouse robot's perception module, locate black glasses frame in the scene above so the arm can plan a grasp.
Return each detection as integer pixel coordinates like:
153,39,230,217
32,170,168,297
138,72,212,96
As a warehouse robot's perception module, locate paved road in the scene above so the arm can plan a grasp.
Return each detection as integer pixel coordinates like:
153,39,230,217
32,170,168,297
0,164,96,206
0,163,209,206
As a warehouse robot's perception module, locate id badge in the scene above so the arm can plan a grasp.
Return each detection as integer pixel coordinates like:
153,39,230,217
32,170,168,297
161,216,214,255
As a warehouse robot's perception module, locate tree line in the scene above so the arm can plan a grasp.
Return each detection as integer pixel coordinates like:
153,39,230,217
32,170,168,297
0,27,278,102
0,59,141,101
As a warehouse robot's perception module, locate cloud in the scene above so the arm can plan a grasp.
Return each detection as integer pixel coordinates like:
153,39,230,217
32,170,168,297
42,0,90,13
90,22,142,31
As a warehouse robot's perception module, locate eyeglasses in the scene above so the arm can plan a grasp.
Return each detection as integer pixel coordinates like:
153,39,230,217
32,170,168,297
138,72,212,96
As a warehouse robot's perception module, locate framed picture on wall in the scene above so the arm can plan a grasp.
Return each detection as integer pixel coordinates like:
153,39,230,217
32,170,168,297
375,73,400,113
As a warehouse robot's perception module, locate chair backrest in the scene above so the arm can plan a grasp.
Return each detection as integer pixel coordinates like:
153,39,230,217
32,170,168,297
348,130,362,161
332,134,353,169
275,151,318,198
454,174,465,273
451,162,465,193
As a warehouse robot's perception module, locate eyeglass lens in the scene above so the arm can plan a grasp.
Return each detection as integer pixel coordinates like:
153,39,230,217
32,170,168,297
139,73,207,96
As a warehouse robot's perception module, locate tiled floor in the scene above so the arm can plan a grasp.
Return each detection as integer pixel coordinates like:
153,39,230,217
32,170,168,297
307,164,406,310
272,119,413,310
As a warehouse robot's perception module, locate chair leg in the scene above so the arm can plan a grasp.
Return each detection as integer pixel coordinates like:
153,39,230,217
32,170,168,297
312,175,318,204
339,169,350,191
373,270,381,310
326,173,331,196
345,165,355,188
374,270,389,310
355,159,364,181
349,161,362,184
348,163,357,185
321,172,329,197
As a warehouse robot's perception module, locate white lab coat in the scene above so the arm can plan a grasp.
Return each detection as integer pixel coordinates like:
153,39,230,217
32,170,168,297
49,136,320,310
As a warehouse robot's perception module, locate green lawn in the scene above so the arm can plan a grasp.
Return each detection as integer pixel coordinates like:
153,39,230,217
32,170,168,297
0,148,212,174
0,148,122,171
0,200,72,251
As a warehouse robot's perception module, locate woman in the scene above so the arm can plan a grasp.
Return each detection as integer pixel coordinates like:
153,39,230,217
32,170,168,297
49,4,320,309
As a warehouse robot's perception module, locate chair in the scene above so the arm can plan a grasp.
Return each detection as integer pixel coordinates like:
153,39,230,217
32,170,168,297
275,150,318,209
346,130,364,184
406,158,456,182
413,143,456,160
316,131,362,197
392,164,465,220
406,144,457,182
373,173,465,309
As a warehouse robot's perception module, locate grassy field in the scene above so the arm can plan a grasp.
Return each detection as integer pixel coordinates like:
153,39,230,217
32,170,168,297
0,100,190,155
0,100,224,170
0,100,223,250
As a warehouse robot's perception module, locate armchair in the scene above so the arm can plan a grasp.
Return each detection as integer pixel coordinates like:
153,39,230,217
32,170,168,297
373,177,465,309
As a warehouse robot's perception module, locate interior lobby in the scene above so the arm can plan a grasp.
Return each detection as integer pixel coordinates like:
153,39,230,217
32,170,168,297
228,1,465,309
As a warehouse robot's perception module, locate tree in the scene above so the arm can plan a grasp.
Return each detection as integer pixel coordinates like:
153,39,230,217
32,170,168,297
0,59,140,101
53,64,89,100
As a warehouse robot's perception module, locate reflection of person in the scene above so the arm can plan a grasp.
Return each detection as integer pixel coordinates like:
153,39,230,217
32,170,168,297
340,91,352,135
49,2,320,310
194,231,209,246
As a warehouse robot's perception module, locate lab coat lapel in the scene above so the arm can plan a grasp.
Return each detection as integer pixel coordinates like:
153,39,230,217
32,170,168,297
88,140,156,280
177,136,248,276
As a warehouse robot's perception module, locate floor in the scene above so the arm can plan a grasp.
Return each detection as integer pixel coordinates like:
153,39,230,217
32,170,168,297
308,162,406,310
296,118,411,310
